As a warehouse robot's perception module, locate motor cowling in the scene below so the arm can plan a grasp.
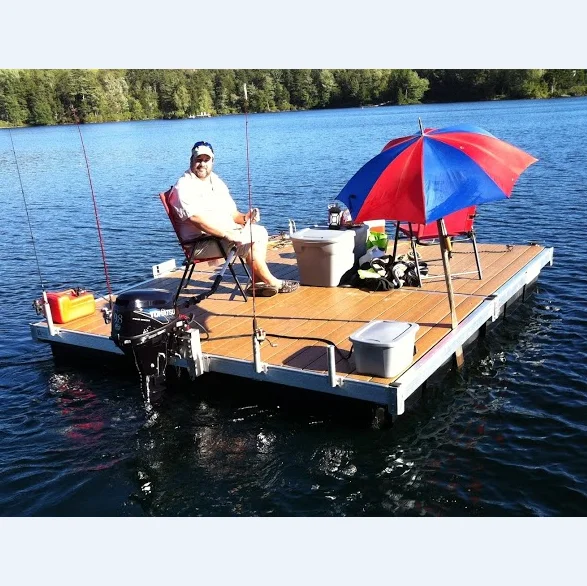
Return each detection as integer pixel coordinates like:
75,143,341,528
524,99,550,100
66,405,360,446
111,289,178,405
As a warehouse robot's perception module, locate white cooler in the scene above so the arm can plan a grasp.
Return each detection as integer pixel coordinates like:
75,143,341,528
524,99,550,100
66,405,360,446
309,224,369,263
349,320,419,378
291,228,355,287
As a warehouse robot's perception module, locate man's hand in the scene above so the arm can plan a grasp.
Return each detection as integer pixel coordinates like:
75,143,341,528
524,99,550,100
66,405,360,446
244,208,260,223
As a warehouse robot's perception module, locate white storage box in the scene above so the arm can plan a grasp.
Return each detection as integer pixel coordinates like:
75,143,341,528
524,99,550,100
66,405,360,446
363,219,386,233
309,224,369,263
291,228,355,287
349,320,419,378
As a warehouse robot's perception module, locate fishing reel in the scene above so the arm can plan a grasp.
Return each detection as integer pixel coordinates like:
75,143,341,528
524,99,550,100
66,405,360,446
101,306,112,324
254,327,266,343
32,298,44,316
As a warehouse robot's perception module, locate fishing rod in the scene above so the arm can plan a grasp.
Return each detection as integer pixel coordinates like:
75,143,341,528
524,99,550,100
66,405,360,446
242,83,267,372
9,129,58,336
239,89,353,378
241,87,256,284
72,115,114,316
243,82,256,255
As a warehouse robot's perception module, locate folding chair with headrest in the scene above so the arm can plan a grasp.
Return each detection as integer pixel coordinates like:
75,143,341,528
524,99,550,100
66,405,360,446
391,205,482,287
159,187,251,306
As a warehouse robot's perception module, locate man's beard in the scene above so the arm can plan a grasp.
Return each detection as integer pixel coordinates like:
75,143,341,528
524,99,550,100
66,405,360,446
195,168,210,178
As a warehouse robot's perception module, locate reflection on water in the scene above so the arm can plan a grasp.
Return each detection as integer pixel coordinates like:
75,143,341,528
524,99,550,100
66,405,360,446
49,373,106,445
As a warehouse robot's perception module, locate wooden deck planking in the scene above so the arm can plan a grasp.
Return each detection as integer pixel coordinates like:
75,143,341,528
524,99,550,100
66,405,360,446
262,289,410,368
40,237,548,391
457,246,542,297
190,286,335,349
292,291,483,384
416,242,506,285
183,240,541,387
418,243,540,296
202,288,360,357
278,289,425,368
232,292,384,365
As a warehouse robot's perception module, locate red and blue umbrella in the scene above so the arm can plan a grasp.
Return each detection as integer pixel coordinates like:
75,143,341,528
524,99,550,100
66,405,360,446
336,122,538,224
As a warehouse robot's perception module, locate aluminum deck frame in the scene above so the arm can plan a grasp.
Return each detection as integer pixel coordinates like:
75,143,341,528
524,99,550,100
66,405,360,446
30,247,553,417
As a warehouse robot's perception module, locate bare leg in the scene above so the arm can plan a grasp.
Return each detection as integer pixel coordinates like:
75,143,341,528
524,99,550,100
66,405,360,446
238,225,283,288
245,241,282,288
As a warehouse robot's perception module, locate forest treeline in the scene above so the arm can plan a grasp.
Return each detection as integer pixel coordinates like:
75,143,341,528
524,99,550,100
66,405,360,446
1,69,586,127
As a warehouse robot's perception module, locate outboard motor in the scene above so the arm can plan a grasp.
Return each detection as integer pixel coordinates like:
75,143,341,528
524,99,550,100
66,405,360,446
111,289,178,405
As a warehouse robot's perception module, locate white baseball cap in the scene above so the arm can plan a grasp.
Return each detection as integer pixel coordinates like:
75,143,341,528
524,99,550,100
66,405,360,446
192,141,214,159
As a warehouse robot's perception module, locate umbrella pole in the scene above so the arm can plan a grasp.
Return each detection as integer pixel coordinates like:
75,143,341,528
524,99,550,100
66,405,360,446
437,218,465,366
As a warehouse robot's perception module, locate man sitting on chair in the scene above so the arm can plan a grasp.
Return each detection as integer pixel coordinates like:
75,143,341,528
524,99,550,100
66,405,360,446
169,140,299,296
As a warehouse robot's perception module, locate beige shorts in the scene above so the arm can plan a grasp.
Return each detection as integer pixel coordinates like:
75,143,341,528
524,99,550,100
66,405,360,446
192,223,269,259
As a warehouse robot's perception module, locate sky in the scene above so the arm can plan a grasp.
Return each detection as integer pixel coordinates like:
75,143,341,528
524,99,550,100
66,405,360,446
2,1,580,69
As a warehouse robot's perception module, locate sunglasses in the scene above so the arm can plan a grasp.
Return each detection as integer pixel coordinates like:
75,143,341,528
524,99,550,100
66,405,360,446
192,140,214,152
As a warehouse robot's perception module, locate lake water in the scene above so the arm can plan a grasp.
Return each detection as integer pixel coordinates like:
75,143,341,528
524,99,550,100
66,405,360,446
1,98,587,520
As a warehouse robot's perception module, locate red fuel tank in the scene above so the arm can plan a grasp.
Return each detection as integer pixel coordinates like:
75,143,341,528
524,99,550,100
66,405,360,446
46,289,96,324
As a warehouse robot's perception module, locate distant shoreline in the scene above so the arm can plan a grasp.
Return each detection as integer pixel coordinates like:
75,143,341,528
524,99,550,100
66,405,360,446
1,95,585,130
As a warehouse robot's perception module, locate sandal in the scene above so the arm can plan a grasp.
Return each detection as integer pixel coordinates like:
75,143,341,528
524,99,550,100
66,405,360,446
246,283,278,297
278,280,299,294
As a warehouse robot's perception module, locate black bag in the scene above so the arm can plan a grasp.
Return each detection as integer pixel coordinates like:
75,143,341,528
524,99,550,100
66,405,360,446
343,254,428,290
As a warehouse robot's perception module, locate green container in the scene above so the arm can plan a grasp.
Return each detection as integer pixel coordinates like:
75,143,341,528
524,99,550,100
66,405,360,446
366,230,388,252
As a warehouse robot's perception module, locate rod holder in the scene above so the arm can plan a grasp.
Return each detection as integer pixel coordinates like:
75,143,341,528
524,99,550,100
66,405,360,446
42,291,57,337
253,334,267,374
327,345,342,387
